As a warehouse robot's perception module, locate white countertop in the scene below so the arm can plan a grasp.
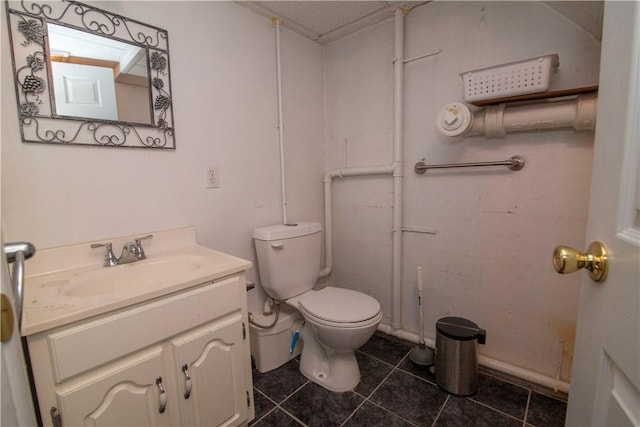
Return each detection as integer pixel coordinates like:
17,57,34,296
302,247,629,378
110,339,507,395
22,227,251,336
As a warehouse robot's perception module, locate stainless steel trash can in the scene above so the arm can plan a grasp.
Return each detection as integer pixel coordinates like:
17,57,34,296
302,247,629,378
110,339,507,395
435,317,486,396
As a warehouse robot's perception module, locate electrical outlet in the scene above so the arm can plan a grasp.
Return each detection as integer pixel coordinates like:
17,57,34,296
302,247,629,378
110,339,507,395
207,167,220,188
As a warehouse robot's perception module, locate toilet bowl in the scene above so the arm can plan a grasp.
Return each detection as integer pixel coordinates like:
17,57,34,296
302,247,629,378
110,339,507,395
287,287,382,391
253,222,382,392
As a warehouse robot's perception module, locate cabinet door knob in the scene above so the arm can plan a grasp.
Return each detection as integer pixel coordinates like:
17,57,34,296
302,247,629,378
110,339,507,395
181,364,192,399
155,376,167,414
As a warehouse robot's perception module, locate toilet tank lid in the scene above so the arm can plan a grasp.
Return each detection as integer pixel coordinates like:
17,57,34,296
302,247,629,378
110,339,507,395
253,222,322,241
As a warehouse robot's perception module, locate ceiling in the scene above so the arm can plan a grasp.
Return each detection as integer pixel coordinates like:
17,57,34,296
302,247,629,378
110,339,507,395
237,1,604,45
237,1,424,44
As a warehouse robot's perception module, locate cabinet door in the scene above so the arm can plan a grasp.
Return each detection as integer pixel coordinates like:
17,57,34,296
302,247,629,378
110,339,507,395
172,313,248,427
56,346,176,427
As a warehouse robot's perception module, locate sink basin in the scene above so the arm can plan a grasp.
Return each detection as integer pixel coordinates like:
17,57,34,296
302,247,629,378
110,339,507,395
60,255,210,297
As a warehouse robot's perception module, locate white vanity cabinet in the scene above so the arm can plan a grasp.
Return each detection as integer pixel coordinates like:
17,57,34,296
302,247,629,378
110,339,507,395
26,273,254,427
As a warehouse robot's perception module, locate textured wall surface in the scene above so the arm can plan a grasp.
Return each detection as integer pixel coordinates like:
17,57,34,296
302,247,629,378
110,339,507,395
323,1,601,381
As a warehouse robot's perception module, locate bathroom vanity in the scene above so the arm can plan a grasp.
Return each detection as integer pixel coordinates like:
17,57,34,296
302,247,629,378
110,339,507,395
21,227,254,427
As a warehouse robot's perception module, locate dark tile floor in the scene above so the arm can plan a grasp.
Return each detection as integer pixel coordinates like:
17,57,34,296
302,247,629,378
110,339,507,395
250,332,568,427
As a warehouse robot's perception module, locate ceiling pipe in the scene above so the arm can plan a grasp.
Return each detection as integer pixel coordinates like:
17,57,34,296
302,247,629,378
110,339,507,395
272,17,289,225
390,7,405,330
436,92,598,138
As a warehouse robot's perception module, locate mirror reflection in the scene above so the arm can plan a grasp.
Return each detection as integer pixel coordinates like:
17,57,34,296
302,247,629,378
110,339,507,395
47,24,152,125
6,0,175,149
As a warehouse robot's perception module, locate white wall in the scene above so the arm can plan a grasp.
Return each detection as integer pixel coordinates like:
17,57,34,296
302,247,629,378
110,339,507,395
324,1,601,382
1,2,325,302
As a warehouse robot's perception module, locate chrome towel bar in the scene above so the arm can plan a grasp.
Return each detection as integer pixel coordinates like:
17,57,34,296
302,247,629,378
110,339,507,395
414,155,525,174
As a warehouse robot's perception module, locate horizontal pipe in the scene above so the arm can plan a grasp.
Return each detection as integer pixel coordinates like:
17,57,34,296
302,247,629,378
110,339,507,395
436,93,597,139
377,324,570,394
404,49,441,64
324,165,395,182
468,93,597,138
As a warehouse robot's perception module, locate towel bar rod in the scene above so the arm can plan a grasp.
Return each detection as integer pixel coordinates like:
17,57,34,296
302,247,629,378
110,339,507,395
414,155,525,174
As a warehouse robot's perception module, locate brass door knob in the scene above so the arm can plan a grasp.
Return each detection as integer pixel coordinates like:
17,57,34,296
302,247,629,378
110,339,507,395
1,294,14,343
553,241,609,283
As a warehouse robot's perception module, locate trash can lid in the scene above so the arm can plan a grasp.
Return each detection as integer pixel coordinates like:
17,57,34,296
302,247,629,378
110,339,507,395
436,317,486,343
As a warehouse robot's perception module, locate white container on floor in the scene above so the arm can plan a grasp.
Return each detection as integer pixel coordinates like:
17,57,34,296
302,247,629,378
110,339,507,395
249,304,303,373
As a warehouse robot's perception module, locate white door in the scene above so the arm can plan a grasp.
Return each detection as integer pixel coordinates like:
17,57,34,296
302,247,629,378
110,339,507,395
0,235,38,427
50,62,118,121
564,2,640,426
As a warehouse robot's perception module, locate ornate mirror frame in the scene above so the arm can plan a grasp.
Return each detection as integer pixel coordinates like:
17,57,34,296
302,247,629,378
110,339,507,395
5,0,175,149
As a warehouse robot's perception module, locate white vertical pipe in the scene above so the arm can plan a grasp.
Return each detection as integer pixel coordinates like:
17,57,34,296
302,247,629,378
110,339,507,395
273,17,288,224
319,176,333,279
391,8,405,330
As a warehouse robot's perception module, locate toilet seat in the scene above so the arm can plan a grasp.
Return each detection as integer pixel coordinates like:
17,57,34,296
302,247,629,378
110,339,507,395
288,287,381,327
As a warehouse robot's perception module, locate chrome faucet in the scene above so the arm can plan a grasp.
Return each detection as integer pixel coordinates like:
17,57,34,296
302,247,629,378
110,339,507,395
91,234,153,267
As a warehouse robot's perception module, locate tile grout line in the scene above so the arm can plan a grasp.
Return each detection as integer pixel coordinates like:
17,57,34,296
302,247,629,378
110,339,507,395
276,405,309,427
361,358,402,400
249,388,277,427
430,394,451,427
396,364,439,387
357,348,406,371
466,395,530,424
522,389,532,427
253,378,311,426
363,398,421,427
356,350,424,427
338,395,368,427
270,380,311,427
341,350,411,426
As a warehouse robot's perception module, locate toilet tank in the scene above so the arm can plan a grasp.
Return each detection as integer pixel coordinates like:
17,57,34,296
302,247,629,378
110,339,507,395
253,222,322,300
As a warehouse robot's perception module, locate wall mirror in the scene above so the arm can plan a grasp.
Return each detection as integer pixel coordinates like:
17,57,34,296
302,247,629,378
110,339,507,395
5,1,175,149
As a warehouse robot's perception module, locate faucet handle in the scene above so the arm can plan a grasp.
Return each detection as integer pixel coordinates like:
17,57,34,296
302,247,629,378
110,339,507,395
135,234,153,244
90,242,118,267
134,234,153,259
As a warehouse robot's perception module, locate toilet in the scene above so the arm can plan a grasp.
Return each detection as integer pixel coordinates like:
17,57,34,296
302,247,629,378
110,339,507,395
253,222,382,392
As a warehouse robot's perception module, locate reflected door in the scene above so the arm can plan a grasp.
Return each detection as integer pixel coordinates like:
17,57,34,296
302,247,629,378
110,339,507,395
51,62,118,121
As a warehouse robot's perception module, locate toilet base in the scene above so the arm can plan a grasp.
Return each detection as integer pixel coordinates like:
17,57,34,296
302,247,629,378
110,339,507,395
298,323,361,392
